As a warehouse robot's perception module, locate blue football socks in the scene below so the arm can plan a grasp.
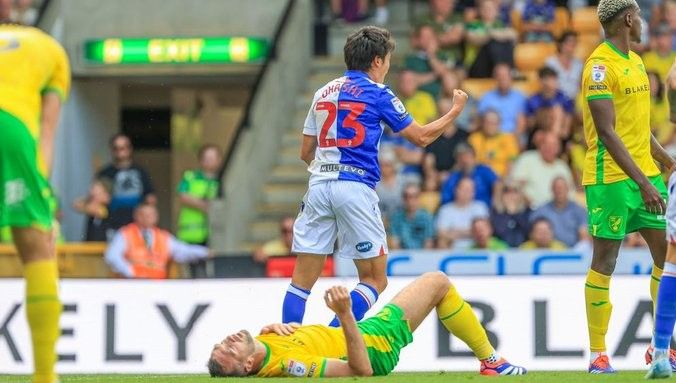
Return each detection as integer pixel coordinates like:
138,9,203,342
329,282,378,327
282,284,311,323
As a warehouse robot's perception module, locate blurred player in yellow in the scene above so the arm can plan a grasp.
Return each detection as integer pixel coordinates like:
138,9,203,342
207,272,526,377
0,2,70,383
580,0,676,373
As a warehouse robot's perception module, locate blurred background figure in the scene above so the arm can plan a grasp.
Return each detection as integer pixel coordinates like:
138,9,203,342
490,181,532,247
176,144,222,278
389,183,435,250
376,148,405,224
105,203,210,279
521,0,556,42
436,177,489,248
440,143,498,207
530,176,588,248
545,31,583,100
469,109,519,177
97,133,156,231
520,217,567,249
470,216,508,249
253,216,295,264
72,179,112,242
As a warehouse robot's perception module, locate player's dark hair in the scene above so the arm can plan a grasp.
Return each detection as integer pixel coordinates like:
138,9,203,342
538,66,558,79
207,357,226,377
530,217,553,232
344,26,395,72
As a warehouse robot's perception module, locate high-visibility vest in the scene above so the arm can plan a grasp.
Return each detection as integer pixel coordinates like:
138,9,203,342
177,170,218,244
121,223,171,279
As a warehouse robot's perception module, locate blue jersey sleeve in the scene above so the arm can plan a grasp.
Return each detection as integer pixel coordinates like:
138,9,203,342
378,87,414,133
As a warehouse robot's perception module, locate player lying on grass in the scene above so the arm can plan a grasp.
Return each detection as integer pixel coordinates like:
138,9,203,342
207,272,526,377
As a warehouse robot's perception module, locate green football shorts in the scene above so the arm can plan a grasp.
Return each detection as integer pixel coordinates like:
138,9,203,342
357,303,413,376
585,175,667,240
0,109,53,231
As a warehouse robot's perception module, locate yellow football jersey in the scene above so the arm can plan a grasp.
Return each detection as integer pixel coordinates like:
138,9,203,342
255,325,347,378
581,41,659,185
0,24,70,140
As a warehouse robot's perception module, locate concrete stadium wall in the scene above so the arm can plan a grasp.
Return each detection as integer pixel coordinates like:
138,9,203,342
211,0,312,253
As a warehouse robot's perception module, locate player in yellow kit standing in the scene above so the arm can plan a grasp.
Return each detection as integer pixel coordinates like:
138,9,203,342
0,4,70,383
580,0,676,374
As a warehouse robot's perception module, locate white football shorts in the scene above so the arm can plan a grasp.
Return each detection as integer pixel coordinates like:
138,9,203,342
292,180,388,259
667,172,676,244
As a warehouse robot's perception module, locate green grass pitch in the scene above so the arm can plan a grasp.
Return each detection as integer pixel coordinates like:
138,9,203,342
0,372,653,382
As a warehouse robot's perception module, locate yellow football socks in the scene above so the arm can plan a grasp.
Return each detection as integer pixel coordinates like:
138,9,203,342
651,265,663,312
437,284,493,360
24,260,62,383
585,269,612,353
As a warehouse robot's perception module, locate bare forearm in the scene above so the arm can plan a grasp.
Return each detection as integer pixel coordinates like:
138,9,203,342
650,134,676,169
338,312,372,376
416,107,462,146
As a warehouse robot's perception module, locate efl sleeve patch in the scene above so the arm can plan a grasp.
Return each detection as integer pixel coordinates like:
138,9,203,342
390,97,406,114
287,360,307,376
591,65,606,82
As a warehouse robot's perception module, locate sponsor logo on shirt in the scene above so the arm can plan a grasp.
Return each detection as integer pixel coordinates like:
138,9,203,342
624,84,649,94
390,97,407,114
588,84,608,91
308,362,318,377
591,65,606,82
356,241,373,253
288,360,307,377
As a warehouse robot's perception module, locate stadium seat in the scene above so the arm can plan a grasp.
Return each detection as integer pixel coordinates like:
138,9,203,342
463,78,496,99
266,256,334,278
553,7,571,39
575,33,601,61
513,78,540,96
514,42,557,72
572,7,601,34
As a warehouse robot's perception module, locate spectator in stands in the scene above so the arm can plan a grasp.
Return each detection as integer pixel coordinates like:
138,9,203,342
405,24,451,99
525,66,574,147
177,144,222,278
521,0,556,42
648,71,672,145
663,0,676,50
10,0,36,25
423,107,469,185
390,184,435,250
470,217,509,249
519,217,567,249
376,149,405,222
104,203,211,279
468,109,519,176
97,133,156,230
72,179,112,242
253,216,294,264
437,177,489,248
477,64,527,136
439,72,477,131
420,174,442,214
464,0,517,78
544,31,583,100
509,132,574,208
440,143,498,206
530,176,588,247
330,0,372,23
643,24,675,83
416,0,465,67
399,70,438,124
490,181,532,247
394,139,424,185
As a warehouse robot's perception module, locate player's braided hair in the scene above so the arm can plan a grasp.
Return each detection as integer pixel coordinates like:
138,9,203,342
344,26,395,72
597,0,639,25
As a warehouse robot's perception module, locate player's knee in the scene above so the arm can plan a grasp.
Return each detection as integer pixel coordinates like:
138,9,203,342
423,271,450,289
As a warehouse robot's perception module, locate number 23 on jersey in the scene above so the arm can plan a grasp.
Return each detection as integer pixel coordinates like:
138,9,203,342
315,101,366,148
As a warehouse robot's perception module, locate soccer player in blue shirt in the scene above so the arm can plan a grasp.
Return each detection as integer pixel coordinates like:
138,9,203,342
282,26,467,327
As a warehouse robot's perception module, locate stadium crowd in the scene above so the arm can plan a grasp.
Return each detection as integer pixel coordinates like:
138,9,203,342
339,0,676,250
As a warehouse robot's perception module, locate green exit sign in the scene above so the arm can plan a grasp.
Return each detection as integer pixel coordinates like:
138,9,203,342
84,37,269,65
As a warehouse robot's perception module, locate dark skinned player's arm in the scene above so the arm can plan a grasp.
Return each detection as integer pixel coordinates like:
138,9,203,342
588,99,665,212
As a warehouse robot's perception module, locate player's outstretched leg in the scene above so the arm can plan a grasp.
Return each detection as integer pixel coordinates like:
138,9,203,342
14,228,62,383
329,256,387,327
389,272,526,376
646,260,676,378
328,282,379,326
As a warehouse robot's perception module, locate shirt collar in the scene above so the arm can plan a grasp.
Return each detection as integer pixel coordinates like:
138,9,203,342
344,70,369,79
